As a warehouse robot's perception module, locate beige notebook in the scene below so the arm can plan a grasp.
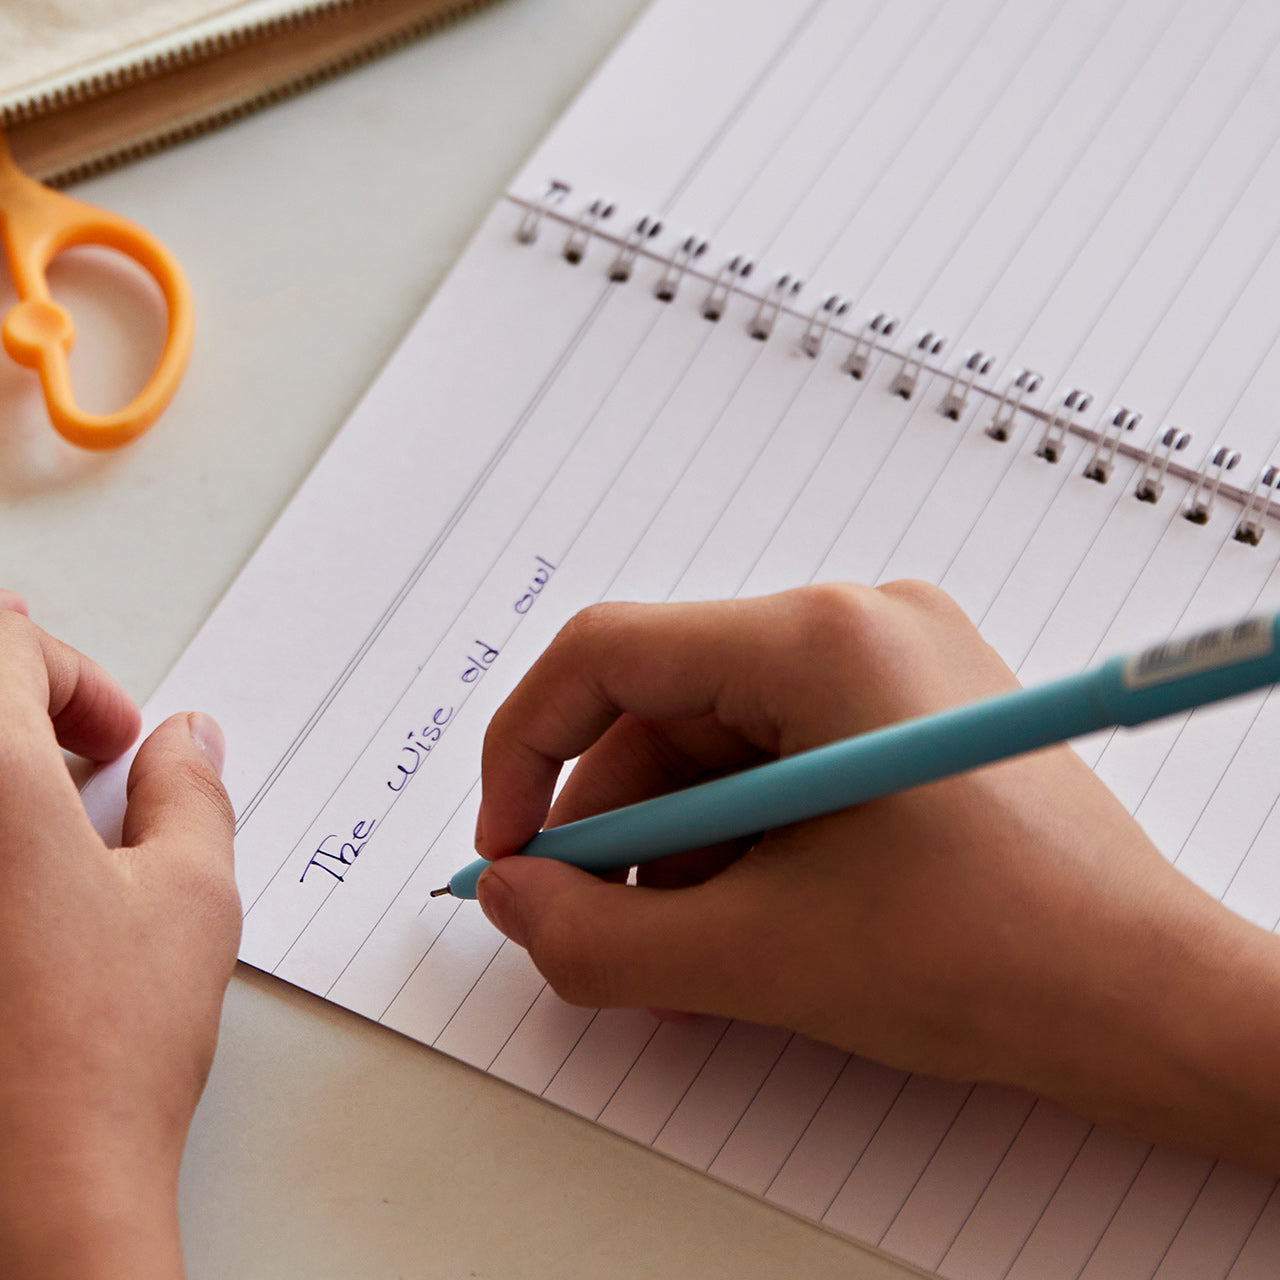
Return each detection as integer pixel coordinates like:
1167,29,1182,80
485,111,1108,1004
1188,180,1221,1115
1,0,499,184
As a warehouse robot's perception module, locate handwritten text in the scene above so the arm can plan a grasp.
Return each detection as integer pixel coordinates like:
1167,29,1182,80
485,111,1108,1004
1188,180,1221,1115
387,704,454,792
514,555,557,614
300,819,377,884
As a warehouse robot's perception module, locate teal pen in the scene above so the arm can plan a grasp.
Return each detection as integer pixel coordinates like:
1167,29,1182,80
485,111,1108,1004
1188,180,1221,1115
433,612,1280,901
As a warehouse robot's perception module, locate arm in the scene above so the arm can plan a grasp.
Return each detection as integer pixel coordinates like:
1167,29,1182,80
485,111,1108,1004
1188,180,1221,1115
0,592,240,1280
474,582,1280,1171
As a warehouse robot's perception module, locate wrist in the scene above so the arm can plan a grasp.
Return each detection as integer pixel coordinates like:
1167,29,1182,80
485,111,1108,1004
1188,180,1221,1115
0,1123,186,1280
1018,880,1280,1168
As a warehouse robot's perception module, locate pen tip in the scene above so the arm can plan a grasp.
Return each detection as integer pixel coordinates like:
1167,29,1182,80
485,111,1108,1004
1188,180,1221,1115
429,885,453,898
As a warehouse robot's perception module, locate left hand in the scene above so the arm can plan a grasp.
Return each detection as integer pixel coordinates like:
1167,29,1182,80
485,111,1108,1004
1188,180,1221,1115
0,591,241,1280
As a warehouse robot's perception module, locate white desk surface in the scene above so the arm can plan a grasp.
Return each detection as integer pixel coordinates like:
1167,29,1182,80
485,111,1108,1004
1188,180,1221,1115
0,3,921,1276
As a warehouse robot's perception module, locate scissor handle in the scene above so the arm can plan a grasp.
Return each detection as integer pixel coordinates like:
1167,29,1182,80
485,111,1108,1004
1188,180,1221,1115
0,133,193,450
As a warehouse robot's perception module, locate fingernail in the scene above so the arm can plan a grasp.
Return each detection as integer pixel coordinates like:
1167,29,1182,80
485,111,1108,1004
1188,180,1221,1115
473,807,488,854
188,712,225,777
0,590,29,616
476,867,526,947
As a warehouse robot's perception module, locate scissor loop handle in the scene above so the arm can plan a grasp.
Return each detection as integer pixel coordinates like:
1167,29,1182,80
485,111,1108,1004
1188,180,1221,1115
0,136,194,450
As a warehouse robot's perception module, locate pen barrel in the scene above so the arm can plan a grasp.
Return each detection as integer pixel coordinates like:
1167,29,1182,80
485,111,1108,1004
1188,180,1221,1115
520,677,1109,872
1104,614,1280,725
447,612,1280,898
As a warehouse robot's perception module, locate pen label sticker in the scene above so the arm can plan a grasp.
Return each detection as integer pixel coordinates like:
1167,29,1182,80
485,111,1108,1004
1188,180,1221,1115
1124,617,1273,689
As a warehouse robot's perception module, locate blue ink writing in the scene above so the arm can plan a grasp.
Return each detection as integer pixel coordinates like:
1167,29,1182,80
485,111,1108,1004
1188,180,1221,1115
387,705,454,792
461,639,499,684
514,555,557,614
301,819,377,884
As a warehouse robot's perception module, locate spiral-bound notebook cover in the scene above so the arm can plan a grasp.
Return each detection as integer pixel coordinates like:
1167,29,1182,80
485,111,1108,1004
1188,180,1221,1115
87,0,1280,1274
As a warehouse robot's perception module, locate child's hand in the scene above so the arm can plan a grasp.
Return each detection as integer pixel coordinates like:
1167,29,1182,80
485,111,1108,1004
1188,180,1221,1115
475,583,1280,1169
0,593,240,1280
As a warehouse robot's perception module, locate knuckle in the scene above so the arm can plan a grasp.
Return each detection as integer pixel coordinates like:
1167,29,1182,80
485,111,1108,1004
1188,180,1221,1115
878,577,965,619
0,613,44,701
557,601,631,657
0,608,35,646
180,757,237,831
782,580,970,669
782,582,886,662
0,621,54,772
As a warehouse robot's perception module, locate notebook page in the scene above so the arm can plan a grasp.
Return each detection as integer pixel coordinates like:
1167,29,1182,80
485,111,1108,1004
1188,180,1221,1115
83,0,1280,1276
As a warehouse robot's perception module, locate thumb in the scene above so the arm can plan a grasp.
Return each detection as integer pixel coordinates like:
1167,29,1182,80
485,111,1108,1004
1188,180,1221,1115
476,855,745,1012
122,713,236,887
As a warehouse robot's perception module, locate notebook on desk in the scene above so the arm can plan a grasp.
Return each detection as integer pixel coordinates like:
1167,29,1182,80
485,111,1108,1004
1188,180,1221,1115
87,0,1280,1274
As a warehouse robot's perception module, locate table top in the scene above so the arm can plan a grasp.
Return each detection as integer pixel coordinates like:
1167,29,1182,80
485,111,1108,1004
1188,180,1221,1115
0,2,919,1275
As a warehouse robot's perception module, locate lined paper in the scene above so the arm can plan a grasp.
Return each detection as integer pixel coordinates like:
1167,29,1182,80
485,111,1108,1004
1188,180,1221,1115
86,1,1280,1274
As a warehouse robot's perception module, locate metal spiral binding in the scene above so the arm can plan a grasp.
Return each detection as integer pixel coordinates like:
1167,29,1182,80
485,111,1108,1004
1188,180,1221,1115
1134,427,1192,503
609,215,663,283
799,295,850,357
1035,389,1093,462
702,255,754,321
1184,447,1242,524
654,234,708,302
1235,465,1280,544
986,369,1042,441
562,198,616,265
510,186,1280,548
750,274,804,340
844,313,898,380
891,331,946,400
1083,407,1140,483
515,180,569,245
940,350,993,420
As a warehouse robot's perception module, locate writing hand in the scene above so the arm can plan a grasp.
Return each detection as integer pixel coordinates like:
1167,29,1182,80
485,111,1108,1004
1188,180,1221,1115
475,584,1280,1170
0,594,240,1280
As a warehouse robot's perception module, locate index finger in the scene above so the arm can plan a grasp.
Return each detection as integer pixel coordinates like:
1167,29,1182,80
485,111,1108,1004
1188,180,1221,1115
0,608,140,764
478,596,801,858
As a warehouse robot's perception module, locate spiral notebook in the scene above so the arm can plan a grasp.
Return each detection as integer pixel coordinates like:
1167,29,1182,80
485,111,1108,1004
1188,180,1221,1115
88,0,1280,1274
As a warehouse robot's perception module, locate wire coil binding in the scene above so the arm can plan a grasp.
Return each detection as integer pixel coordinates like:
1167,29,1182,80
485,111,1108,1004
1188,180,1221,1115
702,255,754,321
1236,465,1280,544
940,350,993,420
516,180,569,245
799,295,850,358
1083,407,1140,483
750,274,804,341
1185,448,1242,524
986,369,1042,442
1135,427,1192,503
891,331,946,400
609,215,663,283
562,198,615,265
510,185,1280,547
1035,390,1093,463
844,313,898,380
654,234,709,302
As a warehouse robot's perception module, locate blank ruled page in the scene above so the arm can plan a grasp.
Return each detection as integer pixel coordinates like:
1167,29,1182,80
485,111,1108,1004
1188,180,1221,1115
85,1,1280,1275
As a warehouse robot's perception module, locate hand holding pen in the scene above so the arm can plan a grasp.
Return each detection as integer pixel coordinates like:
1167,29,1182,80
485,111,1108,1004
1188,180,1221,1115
468,583,1280,1172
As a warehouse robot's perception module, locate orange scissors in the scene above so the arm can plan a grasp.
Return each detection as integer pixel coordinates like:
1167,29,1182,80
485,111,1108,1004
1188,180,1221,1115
0,131,193,450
